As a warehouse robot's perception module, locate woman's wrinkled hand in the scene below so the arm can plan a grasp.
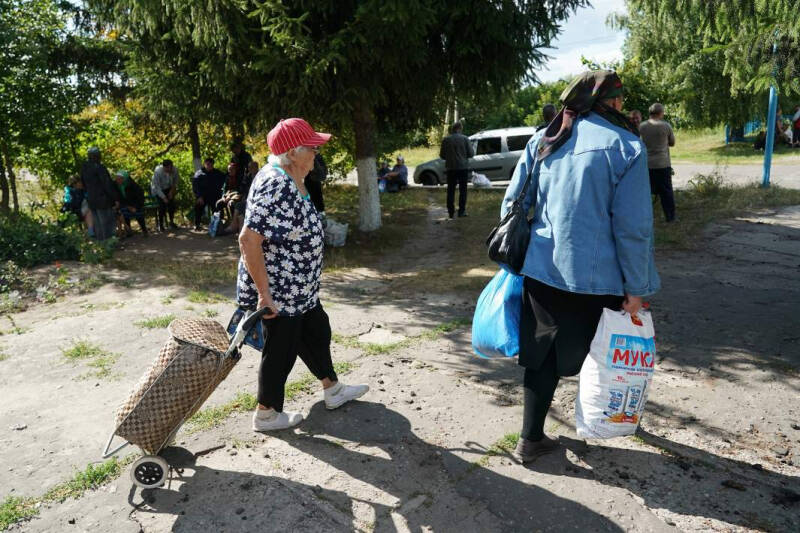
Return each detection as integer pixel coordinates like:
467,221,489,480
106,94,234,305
622,294,642,317
257,294,279,320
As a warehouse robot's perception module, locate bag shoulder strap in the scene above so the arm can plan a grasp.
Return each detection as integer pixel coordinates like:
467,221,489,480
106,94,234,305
512,145,541,207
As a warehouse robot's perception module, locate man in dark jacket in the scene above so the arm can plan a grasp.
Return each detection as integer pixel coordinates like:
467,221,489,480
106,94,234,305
80,147,119,240
304,153,327,213
230,142,253,183
114,170,148,237
439,121,474,218
192,157,226,230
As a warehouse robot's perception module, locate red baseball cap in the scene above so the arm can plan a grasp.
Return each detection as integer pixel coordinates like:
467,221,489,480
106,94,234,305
267,118,331,155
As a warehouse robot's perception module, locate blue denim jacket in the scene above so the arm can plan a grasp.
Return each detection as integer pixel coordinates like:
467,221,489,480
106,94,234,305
501,112,660,297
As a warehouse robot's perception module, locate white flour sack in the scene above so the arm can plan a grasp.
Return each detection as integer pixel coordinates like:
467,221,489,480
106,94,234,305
575,308,656,439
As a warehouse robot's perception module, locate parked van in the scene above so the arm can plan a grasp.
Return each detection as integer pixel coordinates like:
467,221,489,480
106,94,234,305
413,126,538,185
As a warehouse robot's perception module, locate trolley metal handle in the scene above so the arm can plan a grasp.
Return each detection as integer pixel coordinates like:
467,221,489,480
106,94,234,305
225,306,274,358
101,432,130,458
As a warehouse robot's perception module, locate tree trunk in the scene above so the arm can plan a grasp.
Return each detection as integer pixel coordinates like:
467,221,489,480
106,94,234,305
352,103,381,232
0,153,8,214
189,120,202,172
0,141,18,213
443,104,451,140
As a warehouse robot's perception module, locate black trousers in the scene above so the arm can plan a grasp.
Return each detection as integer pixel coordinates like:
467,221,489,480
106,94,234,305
156,188,176,228
520,277,624,441
521,349,559,441
446,169,469,217
648,167,675,222
258,304,338,412
121,208,148,233
194,202,206,227
194,196,219,227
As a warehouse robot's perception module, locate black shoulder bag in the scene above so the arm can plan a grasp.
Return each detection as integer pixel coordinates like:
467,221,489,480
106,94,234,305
486,156,540,274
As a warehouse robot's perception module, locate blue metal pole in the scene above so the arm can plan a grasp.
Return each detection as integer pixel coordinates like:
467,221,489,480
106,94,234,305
762,38,779,188
762,86,778,188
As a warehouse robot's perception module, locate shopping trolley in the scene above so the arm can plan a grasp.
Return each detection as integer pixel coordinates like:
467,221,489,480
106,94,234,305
101,307,271,489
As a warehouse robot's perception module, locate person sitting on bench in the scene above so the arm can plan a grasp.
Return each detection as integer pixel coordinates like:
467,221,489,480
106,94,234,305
384,155,408,193
115,170,149,237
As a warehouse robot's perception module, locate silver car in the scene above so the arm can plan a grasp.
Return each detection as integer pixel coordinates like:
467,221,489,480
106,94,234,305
413,126,538,185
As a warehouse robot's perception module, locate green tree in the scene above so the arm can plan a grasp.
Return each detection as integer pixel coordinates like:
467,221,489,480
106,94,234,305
619,0,795,127
0,0,126,213
89,0,587,231
0,0,72,212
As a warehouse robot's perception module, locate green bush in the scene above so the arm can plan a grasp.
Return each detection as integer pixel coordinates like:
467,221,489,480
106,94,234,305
687,172,725,197
0,261,33,293
0,212,112,268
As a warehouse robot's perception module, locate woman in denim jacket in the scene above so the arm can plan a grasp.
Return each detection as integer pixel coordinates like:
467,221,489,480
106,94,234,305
501,71,661,462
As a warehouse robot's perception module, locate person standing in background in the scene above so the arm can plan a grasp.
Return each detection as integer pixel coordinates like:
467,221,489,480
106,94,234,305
151,159,179,231
628,109,642,130
791,106,800,148
230,142,253,183
536,104,557,131
80,147,118,241
304,153,328,215
192,157,226,230
440,121,474,218
639,103,676,222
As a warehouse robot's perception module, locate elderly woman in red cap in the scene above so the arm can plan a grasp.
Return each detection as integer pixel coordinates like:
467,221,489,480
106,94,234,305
238,118,369,431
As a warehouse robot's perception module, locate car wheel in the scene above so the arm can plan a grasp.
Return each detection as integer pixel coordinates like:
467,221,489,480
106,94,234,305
420,171,439,186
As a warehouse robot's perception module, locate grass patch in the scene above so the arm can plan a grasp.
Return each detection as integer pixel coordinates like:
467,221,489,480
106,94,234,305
0,496,37,530
418,318,472,340
42,457,132,503
285,373,317,400
61,340,106,361
111,255,239,291
0,455,135,530
399,145,440,167
471,432,520,469
203,308,219,318
654,178,800,249
61,340,120,380
135,314,176,329
0,326,29,336
186,361,357,433
486,433,519,457
331,331,408,355
186,391,258,433
79,274,109,293
0,352,7,362
671,127,800,165
331,332,360,349
332,319,472,356
82,354,120,379
161,293,176,305
187,290,229,304
323,185,430,271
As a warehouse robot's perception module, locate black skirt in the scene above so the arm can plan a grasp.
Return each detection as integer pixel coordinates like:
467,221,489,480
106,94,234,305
519,277,624,376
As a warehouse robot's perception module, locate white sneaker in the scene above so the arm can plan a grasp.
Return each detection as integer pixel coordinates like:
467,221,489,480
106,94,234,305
252,408,303,432
324,382,369,410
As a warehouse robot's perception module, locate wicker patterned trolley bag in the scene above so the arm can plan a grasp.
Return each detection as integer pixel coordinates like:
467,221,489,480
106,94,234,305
102,310,270,489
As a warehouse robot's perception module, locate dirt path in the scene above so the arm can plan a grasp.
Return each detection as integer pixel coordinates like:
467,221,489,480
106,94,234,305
2,205,799,532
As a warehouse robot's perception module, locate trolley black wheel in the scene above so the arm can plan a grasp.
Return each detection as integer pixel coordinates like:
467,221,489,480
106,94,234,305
130,455,169,489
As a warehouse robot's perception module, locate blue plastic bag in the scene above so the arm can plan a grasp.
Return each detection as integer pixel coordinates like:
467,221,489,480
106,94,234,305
208,211,221,237
472,270,523,358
